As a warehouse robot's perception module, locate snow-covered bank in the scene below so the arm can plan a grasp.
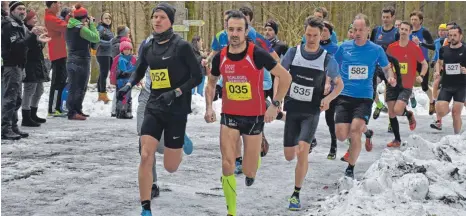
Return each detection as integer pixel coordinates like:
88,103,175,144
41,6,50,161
306,132,466,216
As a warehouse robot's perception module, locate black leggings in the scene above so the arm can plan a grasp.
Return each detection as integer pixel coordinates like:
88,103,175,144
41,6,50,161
325,99,337,149
97,56,113,93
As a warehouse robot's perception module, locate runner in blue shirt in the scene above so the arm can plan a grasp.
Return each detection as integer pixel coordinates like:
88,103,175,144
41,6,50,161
333,14,396,179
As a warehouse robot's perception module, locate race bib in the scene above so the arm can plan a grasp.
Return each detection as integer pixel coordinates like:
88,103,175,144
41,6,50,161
150,69,171,89
348,66,368,80
400,63,408,75
290,82,314,102
445,63,461,75
226,82,252,101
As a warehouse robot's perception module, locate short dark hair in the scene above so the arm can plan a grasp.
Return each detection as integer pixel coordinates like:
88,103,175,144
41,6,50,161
323,20,334,34
239,6,253,21
449,25,463,35
224,10,233,16
381,6,395,16
353,13,371,27
447,21,458,28
45,1,57,8
226,10,249,29
304,16,324,32
400,21,413,30
409,10,423,21
314,7,328,19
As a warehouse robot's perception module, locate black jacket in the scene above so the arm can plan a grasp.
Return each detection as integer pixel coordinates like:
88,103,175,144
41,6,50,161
1,15,35,67
23,24,50,83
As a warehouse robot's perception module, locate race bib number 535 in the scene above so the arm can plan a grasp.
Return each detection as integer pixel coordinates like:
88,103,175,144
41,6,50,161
226,82,252,101
290,82,314,102
150,69,171,89
445,63,461,75
348,65,368,80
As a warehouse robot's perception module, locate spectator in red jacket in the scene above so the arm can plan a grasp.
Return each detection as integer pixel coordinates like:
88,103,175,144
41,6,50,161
44,1,68,117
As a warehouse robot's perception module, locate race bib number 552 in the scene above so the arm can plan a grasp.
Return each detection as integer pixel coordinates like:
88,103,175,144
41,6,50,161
445,63,461,75
348,65,368,80
226,82,252,101
150,69,171,89
290,82,314,102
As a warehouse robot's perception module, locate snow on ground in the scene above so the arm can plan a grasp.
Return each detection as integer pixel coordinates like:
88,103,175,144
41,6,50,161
2,83,465,216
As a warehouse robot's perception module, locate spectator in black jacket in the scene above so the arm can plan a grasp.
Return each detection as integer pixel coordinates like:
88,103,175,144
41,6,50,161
191,36,207,96
1,1,50,140
21,9,51,127
263,19,288,99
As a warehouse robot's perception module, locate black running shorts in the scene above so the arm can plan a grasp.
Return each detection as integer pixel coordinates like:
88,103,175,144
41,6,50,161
283,112,320,147
335,95,373,124
140,108,188,149
220,114,264,135
385,87,412,103
437,86,466,103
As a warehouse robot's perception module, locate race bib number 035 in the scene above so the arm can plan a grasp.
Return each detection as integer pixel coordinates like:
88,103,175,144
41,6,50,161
445,63,461,75
348,65,368,80
290,82,314,102
226,82,252,101
400,63,408,75
150,69,171,89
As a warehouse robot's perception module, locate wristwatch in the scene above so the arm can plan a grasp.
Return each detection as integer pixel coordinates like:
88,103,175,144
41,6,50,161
272,100,281,107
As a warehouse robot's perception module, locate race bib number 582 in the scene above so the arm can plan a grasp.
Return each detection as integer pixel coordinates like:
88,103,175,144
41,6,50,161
226,82,252,101
150,69,171,89
348,65,368,80
445,63,461,75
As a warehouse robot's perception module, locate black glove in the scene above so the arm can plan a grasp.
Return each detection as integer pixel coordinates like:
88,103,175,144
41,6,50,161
156,90,176,106
117,85,131,100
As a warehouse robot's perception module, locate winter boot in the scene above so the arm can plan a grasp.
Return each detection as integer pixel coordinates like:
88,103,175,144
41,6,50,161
21,110,41,127
30,107,46,123
1,127,21,140
12,125,29,138
98,92,111,104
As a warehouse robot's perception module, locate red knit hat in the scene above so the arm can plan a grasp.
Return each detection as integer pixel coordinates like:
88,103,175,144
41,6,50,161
73,4,88,19
25,9,37,22
120,41,133,52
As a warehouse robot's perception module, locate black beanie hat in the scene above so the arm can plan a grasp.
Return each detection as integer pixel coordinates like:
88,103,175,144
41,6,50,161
9,1,25,12
152,3,176,25
265,20,278,34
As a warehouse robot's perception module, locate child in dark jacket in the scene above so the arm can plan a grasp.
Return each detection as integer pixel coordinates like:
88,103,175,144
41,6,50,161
114,38,136,119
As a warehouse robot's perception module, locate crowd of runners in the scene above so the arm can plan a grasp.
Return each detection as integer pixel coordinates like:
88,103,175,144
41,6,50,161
2,2,466,216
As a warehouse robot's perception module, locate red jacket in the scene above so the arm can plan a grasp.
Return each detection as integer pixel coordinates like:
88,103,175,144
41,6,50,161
44,9,67,61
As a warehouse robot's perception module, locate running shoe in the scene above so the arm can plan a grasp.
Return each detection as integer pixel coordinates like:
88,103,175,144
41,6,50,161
183,134,193,155
151,183,160,199
288,196,301,211
48,110,67,117
261,133,269,157
309,138,317,153
234,161,243,175
407,111,416,131
430,120,442,130
388,122,393,133
345,168,354,179
340,151,349,162
387,140,401,148
429,102,436,115
141,209,152,216
327,151,336,160
365,129,373,152
245,177,255,186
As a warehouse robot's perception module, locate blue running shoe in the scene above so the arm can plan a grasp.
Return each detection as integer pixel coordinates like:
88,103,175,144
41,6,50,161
141,209,152,216
410,95,417,108
234,161,243,174
183,134,193,155
288,196,301,211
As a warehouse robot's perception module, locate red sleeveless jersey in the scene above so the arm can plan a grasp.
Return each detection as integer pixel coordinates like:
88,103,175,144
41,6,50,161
220,43,265,116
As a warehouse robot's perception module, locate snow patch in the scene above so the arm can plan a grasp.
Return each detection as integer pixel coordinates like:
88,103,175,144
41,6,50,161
306,133,466,216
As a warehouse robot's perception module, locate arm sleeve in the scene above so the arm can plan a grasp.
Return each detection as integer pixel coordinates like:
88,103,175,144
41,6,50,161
47,16,68,34
178,43,203,94
420,30,435,50
138,40,146,57
253,46,277,71
377,46,390,67
326,56,340,80
129,46,149,86
387,54,401,83
370,27,377,42
280,47,296,71
210,52,221,76
8,26,34,51
79,22,100,43
438,47,444,60
97,26,112,45
432,40,440,61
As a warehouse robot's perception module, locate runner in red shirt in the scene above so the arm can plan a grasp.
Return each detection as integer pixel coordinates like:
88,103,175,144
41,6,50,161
204,10,291,216
386,21,428,147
